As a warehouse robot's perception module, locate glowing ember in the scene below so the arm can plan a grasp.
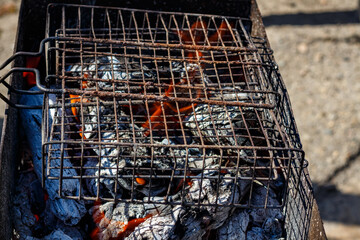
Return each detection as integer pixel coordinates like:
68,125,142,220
23,56,41,87
90,200,152,240
142,20,235,136
135,177,147,185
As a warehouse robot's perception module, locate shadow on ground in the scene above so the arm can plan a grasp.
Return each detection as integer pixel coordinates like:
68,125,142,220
314,183,360,225
263,10,359,26
313,147,360,225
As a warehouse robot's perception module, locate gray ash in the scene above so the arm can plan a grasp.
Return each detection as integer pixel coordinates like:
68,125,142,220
18,52,288,239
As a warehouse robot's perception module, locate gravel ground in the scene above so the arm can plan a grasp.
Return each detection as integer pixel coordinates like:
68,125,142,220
258,0,360,239
0,0,19,135
0,0,359,239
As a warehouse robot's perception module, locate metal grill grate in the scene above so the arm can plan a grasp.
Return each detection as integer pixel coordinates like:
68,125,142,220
41,4,304,208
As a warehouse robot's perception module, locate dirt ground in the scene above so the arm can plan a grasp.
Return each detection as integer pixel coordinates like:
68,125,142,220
257,0,360,239
0,0,359,239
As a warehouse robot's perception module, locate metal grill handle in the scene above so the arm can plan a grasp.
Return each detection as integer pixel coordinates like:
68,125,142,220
0,37,61,109
0,68,43,109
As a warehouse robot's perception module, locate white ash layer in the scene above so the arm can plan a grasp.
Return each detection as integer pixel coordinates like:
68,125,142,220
32,53,288,239
184,104,255,162
217,210,249,239
67,56,155,91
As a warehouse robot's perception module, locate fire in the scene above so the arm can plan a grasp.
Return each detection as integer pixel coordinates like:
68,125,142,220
135,177,147,185
23,56,41,87
116,215,152,239
178,20,207,59
142,20,234,136
208,21,234,44
90,200,152,240
33,214,40,222
69,94,89,138
67,21,235,137
174,172,195,194
142,82,200,137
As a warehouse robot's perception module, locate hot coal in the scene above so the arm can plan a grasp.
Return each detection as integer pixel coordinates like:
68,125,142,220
175,169,242,239
184,104,256,162
19,88,87,226
217,210,249,239
127,205,184,240
43,229,76,240
67,56,155,92
12,171,40,238
13,43,289,239
90,202,146,239
12,169,85,239
248,186,283,224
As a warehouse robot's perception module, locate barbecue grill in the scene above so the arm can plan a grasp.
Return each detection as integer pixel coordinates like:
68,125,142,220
0,0,326,239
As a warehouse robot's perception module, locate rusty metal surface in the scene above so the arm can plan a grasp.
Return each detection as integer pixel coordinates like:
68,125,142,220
0,0,326,239
0,0,27,238
36,5,306,213
249,0,327,239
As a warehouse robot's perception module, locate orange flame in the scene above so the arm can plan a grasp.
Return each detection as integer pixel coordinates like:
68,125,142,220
69,94,88,138
143,21,235,136
135,177,147,185
208,21,234,44
178,20,208,59
174,173,195,194
23,56,41,87
90,200,152,240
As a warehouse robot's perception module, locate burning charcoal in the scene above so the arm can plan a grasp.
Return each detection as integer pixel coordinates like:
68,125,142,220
127,205,184,240
50,198,87,226
143,191,182,205
217,210,249,239
43,229,74,240
184,104,254,161
83,158,104,197
12,172,38,238
141,60,212,136
67,56,155,92
94,144,170,198
65,95,175,198
180,169,241,238
187,148,218,169
69,104,134,196
64,94,150,196
158,139,222,170
179,211,211,240
90,201,184,239
187,170,240,212
248,185,283,224
19,88,86,225
90,202,148,240
171,62,212,86
247,227,267,240
152,138,188,168
262,217,283,239
54,221,83,240
116,166,169,197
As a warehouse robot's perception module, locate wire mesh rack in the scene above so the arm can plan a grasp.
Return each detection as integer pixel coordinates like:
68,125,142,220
0,3,304,211
0,1,326,239
38,4,306,209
